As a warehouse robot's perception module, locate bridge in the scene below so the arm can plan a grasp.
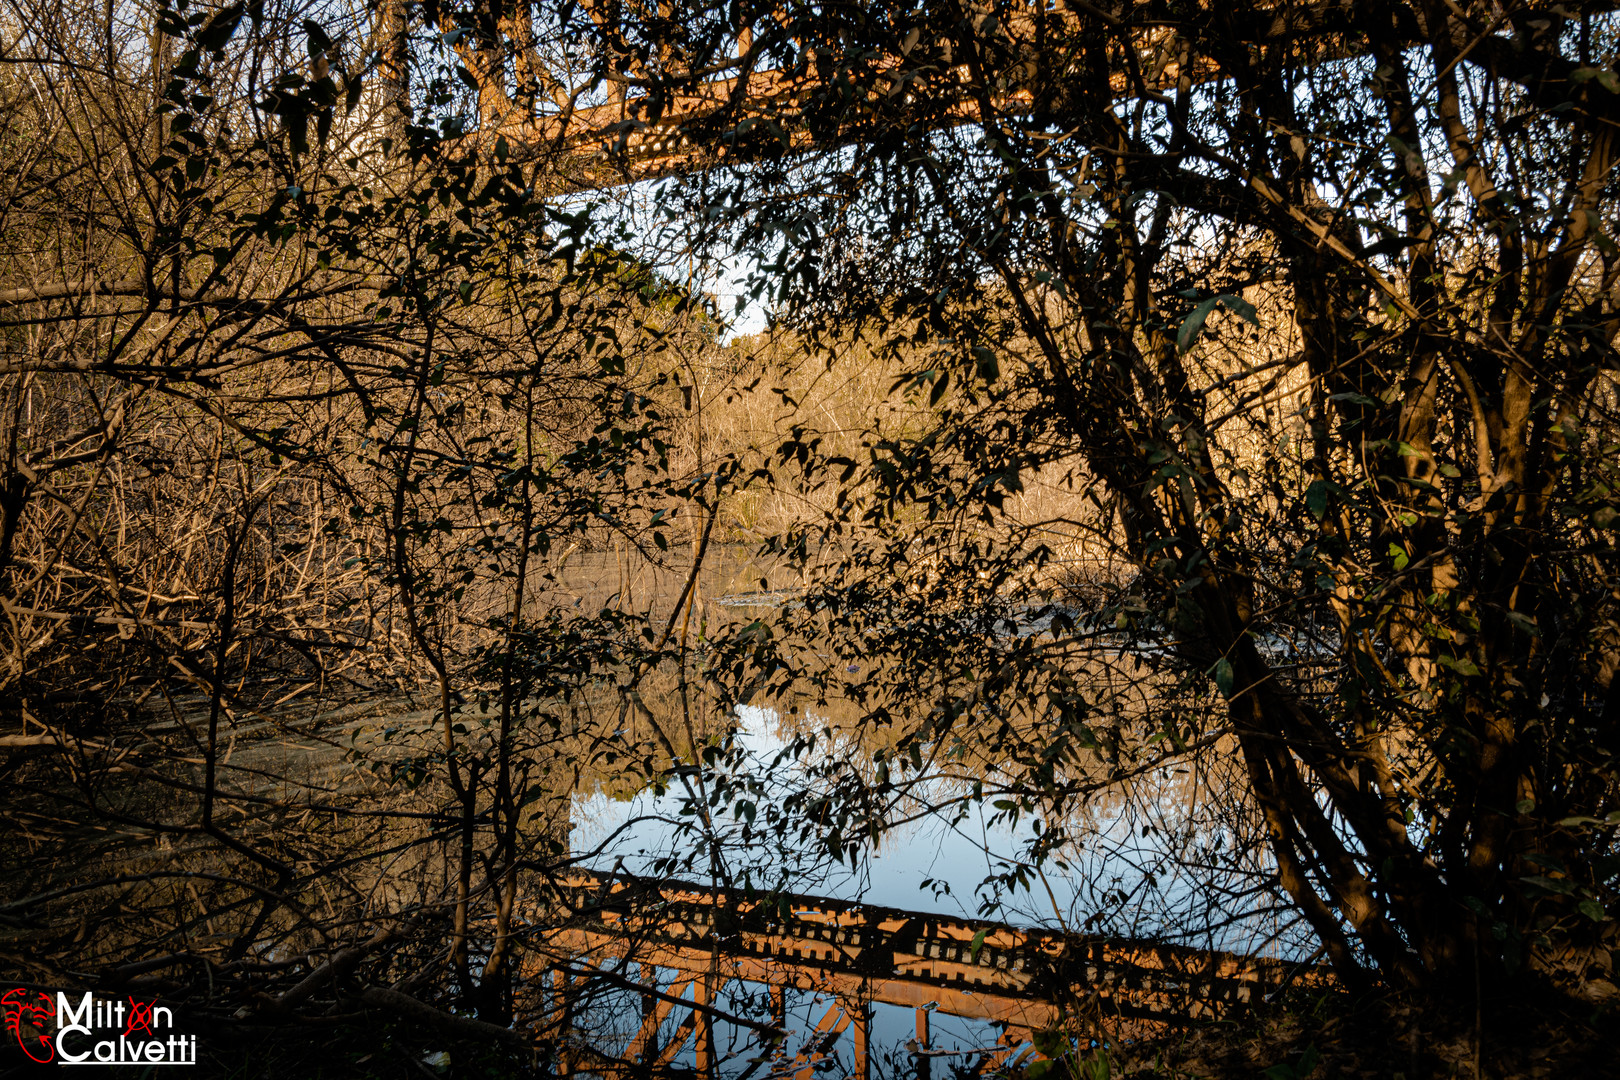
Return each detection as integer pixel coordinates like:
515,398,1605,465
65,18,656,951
415,0,1488,185
521,871,1331,1076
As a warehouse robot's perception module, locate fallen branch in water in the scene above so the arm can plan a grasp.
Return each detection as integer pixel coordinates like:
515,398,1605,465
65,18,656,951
0,732,111,752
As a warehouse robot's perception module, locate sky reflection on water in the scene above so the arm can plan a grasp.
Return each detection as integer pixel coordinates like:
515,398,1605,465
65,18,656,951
574,704,1088,928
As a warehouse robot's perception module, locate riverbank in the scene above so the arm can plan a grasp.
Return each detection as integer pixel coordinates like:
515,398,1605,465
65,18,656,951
11,984,1608,1079
1051,986,1617,1080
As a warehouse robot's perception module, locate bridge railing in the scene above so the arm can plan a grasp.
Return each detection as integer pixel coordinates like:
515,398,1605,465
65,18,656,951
520,868,1335,1068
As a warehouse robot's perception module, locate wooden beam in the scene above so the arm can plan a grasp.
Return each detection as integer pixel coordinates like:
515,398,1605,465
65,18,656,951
497,0,1359,184
792,999,855,1080
624,975,693,1064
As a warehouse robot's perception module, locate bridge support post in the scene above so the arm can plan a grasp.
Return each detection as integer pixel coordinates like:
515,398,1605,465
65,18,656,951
851,999,870,1080
548,968,568,1031
770,985,787,1066
694,972,715,1076
639,962,658,1038
915,1006,931,1080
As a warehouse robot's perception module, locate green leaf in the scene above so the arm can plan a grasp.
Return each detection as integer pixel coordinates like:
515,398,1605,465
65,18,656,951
1305,479,1334,521
1505,611,1539,636
1176,294,1259,354
1388,542,1410,571
302,18,332,59
1437,654,1481,677
196,3,244,51
1572,66,1620,94
969,928,987,961
1558,811,1620,827
1521,874,1575,896
1211,657,1234,697
973,345,1000,382
1578,899,1606,922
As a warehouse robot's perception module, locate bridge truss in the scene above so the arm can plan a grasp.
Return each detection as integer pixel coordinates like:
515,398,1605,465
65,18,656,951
522,871,1331,1076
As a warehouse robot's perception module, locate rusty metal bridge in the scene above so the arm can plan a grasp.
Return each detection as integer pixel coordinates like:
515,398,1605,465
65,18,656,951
424,0,1440,185
525,870,1330,1076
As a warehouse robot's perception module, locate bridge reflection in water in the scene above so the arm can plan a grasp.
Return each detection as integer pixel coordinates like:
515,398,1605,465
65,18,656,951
523,872,1327,1077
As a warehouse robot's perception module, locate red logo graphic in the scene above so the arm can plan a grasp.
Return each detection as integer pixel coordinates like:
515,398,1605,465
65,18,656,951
2,988,54,1064
123,998,155,1039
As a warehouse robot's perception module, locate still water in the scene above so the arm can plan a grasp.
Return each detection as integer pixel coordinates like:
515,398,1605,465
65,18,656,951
572,705,1086,921
554,697,1303,1076
562,705,1077,1073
